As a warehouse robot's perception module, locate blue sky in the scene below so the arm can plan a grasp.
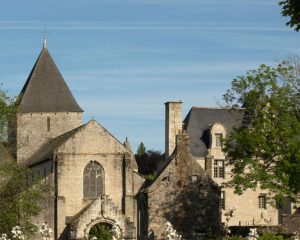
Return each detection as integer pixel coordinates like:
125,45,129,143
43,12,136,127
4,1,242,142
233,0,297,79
0,0,299,152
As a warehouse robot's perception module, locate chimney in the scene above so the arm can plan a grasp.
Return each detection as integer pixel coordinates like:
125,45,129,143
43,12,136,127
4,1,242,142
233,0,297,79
165,101,183,157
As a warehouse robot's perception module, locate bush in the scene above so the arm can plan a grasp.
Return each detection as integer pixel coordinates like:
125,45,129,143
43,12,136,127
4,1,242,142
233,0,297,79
258,233,284,240
224,236,245,240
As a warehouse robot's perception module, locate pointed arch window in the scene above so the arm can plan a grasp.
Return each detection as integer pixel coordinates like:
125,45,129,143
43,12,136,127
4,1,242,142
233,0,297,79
83,161,104,199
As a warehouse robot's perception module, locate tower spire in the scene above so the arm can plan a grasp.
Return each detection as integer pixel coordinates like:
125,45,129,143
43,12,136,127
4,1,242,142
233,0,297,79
43,27,47,48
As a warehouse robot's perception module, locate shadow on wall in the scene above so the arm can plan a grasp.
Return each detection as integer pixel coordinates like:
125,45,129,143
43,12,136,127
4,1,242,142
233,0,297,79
154,176,221,239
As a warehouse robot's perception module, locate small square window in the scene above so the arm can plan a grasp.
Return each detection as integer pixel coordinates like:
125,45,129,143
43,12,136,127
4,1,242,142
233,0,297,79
192,175,198,183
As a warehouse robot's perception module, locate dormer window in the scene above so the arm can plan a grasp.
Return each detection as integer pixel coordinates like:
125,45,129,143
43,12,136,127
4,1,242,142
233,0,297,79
215,133,223,147
210,123,226,149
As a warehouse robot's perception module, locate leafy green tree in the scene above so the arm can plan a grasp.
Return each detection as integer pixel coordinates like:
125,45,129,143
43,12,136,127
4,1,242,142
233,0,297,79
0,87,17,149
136,142,146,156
279,0,300,31
135,149,162,176
223,61,300,202
0,160,49,235
0,87,49,236
88,224,113,240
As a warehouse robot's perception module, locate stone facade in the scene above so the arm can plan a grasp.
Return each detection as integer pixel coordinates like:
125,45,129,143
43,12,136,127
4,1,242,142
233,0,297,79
137,133,221,239
164,103,289,229
17,112,82,163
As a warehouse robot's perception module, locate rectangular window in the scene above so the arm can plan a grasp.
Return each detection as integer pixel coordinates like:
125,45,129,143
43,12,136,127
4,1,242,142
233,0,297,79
221,191,225,210
192,175,198,183
47,117,50,132
214,160,225,178
258,195,267,209
215,133,223,147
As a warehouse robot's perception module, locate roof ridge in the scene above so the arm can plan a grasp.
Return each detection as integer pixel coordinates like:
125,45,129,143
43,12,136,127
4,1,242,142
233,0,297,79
191,106,229,109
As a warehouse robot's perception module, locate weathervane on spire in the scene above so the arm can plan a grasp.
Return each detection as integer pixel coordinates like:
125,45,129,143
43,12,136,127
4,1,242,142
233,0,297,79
43,26,47,48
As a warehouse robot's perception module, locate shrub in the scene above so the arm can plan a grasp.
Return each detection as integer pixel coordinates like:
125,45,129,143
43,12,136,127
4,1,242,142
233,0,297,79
258,233,284,240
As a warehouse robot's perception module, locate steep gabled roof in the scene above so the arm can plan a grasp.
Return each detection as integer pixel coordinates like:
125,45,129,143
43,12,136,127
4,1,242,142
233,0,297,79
183,107,244,158
18,46,83,113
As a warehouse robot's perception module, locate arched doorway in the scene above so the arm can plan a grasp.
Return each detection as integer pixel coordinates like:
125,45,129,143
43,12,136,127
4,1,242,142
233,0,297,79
88,222,113,240
85,219,123,240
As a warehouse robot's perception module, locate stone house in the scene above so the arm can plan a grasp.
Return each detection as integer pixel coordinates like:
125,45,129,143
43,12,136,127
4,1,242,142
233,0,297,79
165,102,291,227
136,101,293,239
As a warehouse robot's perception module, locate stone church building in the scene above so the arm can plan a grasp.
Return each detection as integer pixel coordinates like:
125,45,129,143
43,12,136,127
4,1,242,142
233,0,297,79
15,41,144,239
12,41,292,240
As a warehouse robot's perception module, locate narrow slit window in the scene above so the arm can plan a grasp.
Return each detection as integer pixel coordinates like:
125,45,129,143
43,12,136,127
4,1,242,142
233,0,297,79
47,117,50,132
220,191,225,210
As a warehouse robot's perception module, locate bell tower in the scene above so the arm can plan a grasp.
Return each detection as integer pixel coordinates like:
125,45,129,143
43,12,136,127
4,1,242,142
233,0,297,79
16,41,83,163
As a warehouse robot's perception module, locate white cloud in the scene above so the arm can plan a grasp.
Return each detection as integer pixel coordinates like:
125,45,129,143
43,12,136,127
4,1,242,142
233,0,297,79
0,21,290,32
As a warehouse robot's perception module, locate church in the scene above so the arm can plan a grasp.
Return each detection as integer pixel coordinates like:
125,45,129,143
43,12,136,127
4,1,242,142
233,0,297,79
13,40,291,240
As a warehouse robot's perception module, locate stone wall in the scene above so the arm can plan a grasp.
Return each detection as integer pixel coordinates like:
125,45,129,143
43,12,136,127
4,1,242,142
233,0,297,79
29,160,55,240
53,120,137,238
282,214,300,234
17,112,82,163
139,132,221,239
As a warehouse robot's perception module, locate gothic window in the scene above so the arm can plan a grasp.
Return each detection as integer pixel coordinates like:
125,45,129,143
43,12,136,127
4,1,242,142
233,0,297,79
214,160,225,178
258,194,267,209
83,161,104,199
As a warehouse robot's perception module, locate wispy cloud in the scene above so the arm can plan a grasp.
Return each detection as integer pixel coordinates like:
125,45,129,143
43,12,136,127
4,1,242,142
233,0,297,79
0,21,290,32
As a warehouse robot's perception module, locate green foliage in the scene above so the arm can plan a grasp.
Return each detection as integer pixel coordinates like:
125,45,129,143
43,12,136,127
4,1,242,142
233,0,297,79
0,160,50,236
223,61,300,201
88,224,113,240
135,149,163,175
143,173,157,180
279,0,300,31
136,142,146,156
223,236,245,240
258,233,284,240
0,87,17,144
0,87,49,236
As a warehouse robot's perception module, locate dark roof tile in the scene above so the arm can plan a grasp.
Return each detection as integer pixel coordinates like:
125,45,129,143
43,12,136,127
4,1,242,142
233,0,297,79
183,107,244,158
18,47,83,113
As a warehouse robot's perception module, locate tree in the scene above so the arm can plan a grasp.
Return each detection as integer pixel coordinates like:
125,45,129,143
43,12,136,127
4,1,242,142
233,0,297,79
223,60,300,202
0,87,17,149
135,142,163,176
279,0,300,31
88,224,113,240
136,142,146,156
0,160,49,236
0,88,49,237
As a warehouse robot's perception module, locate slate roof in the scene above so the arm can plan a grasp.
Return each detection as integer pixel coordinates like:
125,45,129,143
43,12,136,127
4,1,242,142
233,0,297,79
27,124,85,166
183,107,244,158
18,46,83,113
